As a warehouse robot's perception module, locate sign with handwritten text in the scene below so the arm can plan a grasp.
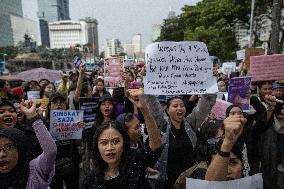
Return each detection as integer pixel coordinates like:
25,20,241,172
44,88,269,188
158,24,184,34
144,41,217,95
228,77,251,112
50,110,84,141
104,56,124,87
250,54,284,81
222,62,236,76
211,99,232,120
186,173,262,189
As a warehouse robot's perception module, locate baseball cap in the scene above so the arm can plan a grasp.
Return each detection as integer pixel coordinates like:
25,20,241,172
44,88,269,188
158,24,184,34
50,92,66,102
99,94,113,103
272,83,284,89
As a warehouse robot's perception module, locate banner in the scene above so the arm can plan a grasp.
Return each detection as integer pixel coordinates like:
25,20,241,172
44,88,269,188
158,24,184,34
27,91,40,100
144,41,217,95
211,99,232,120
50,110,84,141
104,56,124,87
79,97,99,129
222,62,236,76
250,54,284,81
186,173,262,189
228,77,251,112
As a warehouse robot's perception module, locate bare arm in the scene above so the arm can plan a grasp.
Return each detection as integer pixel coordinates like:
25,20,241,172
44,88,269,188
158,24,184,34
75,64,86,103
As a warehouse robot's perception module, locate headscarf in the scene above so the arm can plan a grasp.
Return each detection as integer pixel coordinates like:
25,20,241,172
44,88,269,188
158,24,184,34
0,128,30,189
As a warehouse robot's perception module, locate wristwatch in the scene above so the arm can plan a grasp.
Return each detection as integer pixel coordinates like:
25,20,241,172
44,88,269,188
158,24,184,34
218,150,230,157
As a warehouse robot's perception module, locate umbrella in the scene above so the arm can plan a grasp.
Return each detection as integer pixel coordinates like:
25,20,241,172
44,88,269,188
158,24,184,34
17,67,63,82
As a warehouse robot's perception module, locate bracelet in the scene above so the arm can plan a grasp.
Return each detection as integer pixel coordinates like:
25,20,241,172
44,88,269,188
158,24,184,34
218,150,230,158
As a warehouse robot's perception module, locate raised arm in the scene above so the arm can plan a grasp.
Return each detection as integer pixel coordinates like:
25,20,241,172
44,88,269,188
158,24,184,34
127,89,161,151
205,115,246,181
185,94,216,130
75,64,86,103
20,101,57,181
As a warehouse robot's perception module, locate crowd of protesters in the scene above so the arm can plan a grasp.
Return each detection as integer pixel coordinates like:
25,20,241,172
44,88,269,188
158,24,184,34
0,58,284,189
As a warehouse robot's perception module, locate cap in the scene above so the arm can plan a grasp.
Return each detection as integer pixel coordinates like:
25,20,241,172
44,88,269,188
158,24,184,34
0,100,16,111
99,94,113,103
50,92,66,102
273,83,284,89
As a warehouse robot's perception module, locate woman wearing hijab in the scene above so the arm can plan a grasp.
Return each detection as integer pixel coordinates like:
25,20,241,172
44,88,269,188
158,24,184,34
0,101,57,189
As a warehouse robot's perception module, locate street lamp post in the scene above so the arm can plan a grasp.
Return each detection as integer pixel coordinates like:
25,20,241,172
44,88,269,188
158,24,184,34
249,0,255,48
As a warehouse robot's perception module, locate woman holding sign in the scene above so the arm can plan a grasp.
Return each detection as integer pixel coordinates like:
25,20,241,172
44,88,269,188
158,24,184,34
82,89,162,189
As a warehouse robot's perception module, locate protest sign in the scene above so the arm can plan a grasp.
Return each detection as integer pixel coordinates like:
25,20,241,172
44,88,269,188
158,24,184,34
250,54,284,81
228,77,251,112
79,97,99,129
144,41,217,95
244,48,265,71
236,49,245,60
211,99,232,120
50,110,84,141
104,56,124,87
32,98,49,107
27,91,40,100
222,62,236,76
186,173,262,189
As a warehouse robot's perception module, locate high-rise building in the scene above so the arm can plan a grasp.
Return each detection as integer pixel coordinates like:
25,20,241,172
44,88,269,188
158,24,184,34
80,17,99,55
123,43,134,57
152,24,161,42
132,33,142,54
234,22,249,47
49,18,98,49
168,7,176,19
38,0,70,47
105,39,123,58
0,0,39,47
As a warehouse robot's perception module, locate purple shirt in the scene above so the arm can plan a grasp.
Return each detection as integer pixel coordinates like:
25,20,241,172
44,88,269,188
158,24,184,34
26,119,57,189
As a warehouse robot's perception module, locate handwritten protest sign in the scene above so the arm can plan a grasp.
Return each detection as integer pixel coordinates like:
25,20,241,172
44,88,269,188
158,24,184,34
211,99,232,120
79,97,99,129
144,41,217,95
236,49,245,60
228,77,251,112
222,62,236,76
50,110,84,141
27,91,40,100
250,54,284,81
186,173,262,189
104,56,124,87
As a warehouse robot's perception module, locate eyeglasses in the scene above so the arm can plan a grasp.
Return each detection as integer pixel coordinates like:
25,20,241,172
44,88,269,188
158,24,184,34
0,143,16,153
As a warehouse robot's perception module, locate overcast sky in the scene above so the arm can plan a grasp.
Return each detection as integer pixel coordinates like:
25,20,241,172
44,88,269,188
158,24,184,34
22,0,201,52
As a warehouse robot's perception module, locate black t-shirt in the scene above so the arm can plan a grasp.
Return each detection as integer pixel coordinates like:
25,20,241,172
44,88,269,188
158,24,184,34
166,124,195,189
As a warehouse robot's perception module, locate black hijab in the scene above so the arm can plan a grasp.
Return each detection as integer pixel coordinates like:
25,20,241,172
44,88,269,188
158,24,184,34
0,128,30,189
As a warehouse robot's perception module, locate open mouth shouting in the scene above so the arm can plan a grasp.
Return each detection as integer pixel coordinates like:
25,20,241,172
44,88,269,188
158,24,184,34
0,160,9,173
1,117,16,128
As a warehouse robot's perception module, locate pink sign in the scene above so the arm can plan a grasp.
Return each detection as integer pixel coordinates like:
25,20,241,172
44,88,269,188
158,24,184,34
250,54,284,81
211,99,232,120
104,57,124,87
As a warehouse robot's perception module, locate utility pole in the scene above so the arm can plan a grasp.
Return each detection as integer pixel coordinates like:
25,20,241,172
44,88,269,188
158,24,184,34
249,0,255,47
270,0,282,54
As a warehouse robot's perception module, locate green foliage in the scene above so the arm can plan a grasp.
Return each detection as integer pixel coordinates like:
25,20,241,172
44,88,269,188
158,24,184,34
0,46,18,60
158,0,272,61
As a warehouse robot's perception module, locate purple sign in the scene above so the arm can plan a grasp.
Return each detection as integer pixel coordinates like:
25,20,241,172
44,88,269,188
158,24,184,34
228,77,251,112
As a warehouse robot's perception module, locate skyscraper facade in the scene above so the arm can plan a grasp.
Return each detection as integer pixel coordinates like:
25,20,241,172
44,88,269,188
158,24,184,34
132,33,142,54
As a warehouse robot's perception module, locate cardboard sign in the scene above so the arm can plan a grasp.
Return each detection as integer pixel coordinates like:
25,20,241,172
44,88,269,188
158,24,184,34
27,91,40,100
244,48,265,71
228,77,251,112
211,99,232,120
104,56,124,87
144,41,217,95
79,97,99,129
250,54,284,81
186,173,263,189
50,110,84,141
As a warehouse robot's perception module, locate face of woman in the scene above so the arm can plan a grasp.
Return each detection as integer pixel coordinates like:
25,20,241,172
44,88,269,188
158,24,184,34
167,98,186,124
0,105,17,129
98,128,124,167
13,103,24,123
126,117,141,142
227,152,243,180
228,107,244,117
96,82,104,92
100,100,114,119
44,84,55,93
0,136,18,174
260,83,272,98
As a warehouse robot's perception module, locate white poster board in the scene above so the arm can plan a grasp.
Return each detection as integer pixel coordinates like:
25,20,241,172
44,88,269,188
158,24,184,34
236,49,245,60
222,62,236,76
186,174,263,189
50,110,84,141
27,91,40,100
144,41,217,95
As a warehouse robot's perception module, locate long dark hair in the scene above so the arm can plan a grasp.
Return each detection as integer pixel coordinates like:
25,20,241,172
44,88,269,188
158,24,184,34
94,78,107,94
91,121,131,185
96,98,116,126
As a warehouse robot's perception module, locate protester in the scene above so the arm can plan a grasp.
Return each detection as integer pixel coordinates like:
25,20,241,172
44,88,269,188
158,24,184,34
272,82,284,98
93,78,111,98
57,73,69,100
0,79,19,102
41,82,56,99
82,88,162,189
0,101,57,188
39,79,50,87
